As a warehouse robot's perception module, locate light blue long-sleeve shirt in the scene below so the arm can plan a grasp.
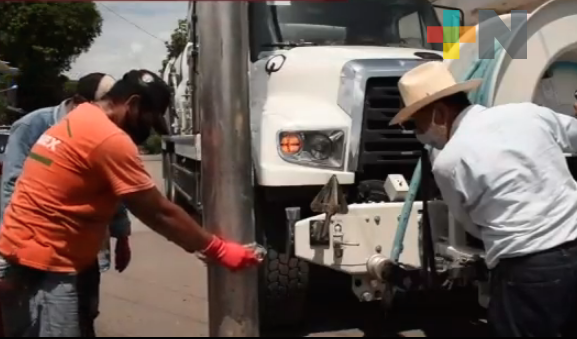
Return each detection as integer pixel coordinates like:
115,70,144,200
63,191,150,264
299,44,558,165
433,103,577,269
0,99,131,272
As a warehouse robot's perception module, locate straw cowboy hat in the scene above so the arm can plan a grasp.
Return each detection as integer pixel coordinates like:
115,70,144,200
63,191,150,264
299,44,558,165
389,61,482,126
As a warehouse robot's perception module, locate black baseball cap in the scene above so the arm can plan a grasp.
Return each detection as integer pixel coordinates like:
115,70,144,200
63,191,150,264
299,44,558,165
106,69,171,135
122,69,170,114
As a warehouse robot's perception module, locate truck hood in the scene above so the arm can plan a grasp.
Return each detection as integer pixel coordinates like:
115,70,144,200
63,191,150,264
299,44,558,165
257,46,441,120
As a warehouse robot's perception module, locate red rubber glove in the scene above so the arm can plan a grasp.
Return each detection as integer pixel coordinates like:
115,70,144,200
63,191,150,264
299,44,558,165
202,236,260,271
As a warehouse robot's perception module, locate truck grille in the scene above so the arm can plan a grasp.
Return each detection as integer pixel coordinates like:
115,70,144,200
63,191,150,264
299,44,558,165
357,77,422,181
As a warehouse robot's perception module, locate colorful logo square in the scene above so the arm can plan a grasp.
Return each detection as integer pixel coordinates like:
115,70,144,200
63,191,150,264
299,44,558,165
427,10,476,59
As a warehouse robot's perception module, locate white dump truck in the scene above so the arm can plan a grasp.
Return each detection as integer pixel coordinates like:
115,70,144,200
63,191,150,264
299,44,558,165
160,0,577,335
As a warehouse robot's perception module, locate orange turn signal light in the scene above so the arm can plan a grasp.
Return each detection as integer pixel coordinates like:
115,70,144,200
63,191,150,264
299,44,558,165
280,133,302,154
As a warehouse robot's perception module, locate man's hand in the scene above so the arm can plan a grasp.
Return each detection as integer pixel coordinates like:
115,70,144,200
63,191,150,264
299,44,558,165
115,236,131,273
201,236,261,271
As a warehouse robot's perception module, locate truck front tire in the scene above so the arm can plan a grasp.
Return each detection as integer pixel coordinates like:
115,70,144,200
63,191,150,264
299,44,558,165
255,188,310,331
262,247,309,329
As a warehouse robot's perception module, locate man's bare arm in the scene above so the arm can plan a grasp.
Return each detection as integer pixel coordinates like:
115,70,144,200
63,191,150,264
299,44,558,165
121,187,213,253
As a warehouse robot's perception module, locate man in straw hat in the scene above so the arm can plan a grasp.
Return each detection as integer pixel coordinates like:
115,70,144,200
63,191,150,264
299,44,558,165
391,61,577,337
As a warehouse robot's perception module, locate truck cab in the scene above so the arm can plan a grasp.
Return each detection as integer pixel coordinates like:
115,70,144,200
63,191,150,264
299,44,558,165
164,0,447,204
249,0,444,188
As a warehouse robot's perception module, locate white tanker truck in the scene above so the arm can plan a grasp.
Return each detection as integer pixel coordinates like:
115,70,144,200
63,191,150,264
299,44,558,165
160,0,577,335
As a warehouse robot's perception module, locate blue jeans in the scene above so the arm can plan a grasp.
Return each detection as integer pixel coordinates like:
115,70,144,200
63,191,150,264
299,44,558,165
77,261,101,337
0,257,97,337
488,239,577,337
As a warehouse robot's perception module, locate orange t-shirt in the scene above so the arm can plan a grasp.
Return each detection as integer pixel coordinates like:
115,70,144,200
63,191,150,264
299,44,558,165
0,103,154,272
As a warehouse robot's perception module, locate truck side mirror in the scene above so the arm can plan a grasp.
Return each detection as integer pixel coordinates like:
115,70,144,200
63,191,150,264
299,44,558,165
433,5,465,27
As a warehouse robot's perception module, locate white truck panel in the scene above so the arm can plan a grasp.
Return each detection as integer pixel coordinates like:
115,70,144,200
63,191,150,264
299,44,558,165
166,44,440,186
294,202,425,273
252,46,434,187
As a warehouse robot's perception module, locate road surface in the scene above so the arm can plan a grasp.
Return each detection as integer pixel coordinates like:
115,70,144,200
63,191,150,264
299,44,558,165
96,156,488,337
96,155,208,337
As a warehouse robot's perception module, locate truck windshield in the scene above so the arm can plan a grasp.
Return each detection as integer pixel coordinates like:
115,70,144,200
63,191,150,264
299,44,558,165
249,0,443,59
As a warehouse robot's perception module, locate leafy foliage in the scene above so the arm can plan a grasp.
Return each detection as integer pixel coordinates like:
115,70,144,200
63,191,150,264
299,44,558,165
0,73,17,124
143,133,163,154
0,93,6,124
63,79,79,99
0,2,102,112
160,19,188,73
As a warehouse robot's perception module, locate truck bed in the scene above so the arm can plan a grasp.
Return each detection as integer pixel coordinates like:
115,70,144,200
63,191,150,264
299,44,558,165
162,134,201,160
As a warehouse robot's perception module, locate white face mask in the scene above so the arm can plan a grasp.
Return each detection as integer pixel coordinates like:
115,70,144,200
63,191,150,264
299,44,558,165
415,110,447,150
416,129,446,150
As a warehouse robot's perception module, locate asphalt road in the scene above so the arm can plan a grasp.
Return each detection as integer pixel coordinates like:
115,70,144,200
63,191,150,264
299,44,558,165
96,157,488,337
96,156,208,337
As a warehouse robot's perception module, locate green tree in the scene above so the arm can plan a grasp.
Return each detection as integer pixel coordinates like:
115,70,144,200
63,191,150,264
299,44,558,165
0,73,16,124
143,133,163,154
62,79,79,99
0,2,102,112
0,92,6,124
160,19,188,73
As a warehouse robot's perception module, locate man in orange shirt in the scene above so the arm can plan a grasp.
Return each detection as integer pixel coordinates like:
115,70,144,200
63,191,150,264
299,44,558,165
0,72,131,337
0,69,260,337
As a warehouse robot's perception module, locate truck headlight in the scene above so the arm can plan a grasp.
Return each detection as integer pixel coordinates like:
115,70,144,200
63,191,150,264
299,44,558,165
278,129,346,169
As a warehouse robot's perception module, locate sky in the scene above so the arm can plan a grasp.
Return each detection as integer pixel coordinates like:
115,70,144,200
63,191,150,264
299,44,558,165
66,1,188,80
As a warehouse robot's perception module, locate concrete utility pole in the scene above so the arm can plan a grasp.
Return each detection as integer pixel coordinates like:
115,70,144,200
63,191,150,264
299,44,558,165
197,1,259,337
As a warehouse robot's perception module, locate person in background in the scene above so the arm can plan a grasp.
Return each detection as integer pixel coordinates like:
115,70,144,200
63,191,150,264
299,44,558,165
390,61,577,337
0,73,132,337
0,69,260,337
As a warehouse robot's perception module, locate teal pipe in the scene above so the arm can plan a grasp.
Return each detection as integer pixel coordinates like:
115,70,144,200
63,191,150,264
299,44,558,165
390,157,422,263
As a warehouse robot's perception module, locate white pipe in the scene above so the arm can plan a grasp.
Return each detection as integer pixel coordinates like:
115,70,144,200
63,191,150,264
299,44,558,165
0,61,9,73
493,0,577,105
443,0,577,110
0,85,17,93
